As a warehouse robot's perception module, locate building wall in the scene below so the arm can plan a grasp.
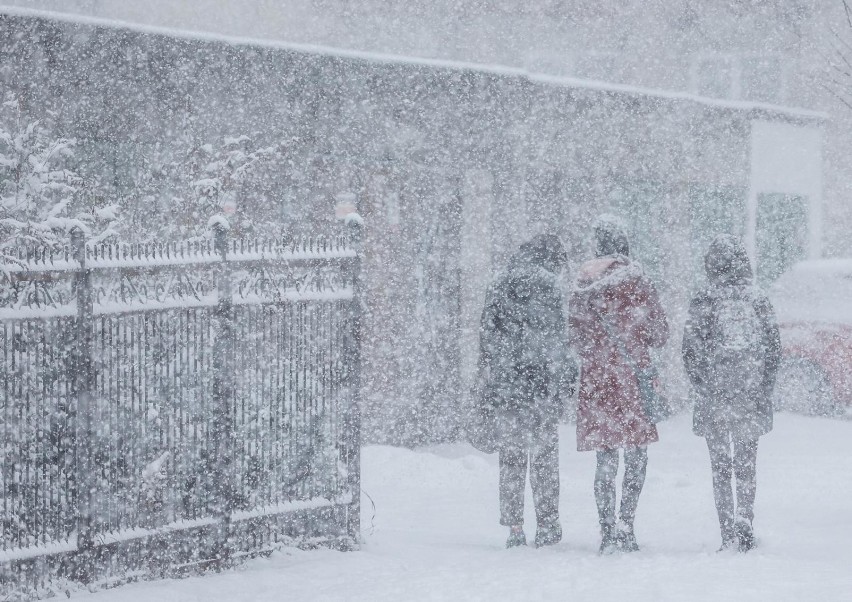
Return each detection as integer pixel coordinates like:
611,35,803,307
0,11,823,442
10,0,845,256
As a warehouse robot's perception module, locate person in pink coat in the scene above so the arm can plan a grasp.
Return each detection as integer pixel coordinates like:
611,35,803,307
569,215,669,554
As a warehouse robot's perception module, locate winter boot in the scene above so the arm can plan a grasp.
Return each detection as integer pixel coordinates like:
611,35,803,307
735,518,754,553
717,522,737,553
717,536,737,553
616,521,639,553
599,523,618,555
506,526,527,549
534,522,562,548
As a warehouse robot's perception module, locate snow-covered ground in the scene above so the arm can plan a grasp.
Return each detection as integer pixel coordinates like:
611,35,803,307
82,413,851,601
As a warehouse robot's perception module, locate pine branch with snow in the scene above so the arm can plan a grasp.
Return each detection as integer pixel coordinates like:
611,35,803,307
0,95,119,248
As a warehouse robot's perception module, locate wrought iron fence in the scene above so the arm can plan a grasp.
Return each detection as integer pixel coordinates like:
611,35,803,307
0,223,362,599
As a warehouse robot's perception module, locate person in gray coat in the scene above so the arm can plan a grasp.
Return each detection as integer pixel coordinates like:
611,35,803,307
682,235,781,552
479,234,576,548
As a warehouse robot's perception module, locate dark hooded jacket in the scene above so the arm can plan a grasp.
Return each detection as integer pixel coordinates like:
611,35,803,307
479,235,575,413
681,235,782,438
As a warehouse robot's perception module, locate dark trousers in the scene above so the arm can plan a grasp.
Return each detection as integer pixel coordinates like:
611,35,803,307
497,406,559,528
594,447,648,529
706,430,758,539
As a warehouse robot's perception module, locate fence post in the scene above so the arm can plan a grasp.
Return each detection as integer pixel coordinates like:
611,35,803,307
211,221,235,564
71,228,96,582
343,217,363,543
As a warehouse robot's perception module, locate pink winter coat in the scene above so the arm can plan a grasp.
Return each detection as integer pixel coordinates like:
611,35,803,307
569,255,669,452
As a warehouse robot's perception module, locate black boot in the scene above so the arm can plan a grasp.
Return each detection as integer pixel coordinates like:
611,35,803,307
534,522,562,548
735,519,754,553
599,523,618,555
717,521,737,552
616,521,639,553
506,526,527,548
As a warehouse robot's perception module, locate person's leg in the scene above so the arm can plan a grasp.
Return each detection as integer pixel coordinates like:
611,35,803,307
594,448,619,552
733,436,759,551
732,437,759,523
530,409,560,546
706,430,736,547
498,411,528,529
619,446,648,526
617,446,648,551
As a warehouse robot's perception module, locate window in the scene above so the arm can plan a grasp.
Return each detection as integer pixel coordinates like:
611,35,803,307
695,57,734,99
608,181,666,282
689,186,746,285
756,193,807,284
741,57,783,104
693,54,786,103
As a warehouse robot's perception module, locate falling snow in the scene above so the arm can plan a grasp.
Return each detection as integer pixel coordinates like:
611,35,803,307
1,1,851,600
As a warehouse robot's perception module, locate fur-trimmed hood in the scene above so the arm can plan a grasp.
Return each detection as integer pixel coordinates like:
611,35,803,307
573,254,644,295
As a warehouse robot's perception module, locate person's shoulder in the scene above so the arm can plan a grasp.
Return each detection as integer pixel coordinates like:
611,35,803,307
492,264,519,287
744,285,775,313
725,283,771,305
534,265,560,287
702,283,773,311
525,267,563,304
484,277,501,296
484,271,512,303
687,285,716,309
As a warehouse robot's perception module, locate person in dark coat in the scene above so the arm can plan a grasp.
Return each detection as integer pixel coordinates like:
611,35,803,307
568,215,669,554
682,235,781,552
479,234,576,548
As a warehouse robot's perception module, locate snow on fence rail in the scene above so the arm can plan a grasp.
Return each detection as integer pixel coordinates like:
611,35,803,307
0,223,363,599
0,233,355,274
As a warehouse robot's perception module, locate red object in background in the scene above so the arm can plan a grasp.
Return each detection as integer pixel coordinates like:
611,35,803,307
778,321,852,407
770,260,852,415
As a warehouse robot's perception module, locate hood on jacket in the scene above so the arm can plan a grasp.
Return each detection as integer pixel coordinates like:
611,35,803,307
510,234,567,275
704,234,753,286
574,254,643,293
594,214,630,258
502,234,567,305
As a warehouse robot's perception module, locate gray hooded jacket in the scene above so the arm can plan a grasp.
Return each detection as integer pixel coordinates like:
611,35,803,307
682,235,781,438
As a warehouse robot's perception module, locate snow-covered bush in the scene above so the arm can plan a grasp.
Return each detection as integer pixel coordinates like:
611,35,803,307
140,134,281,239
0,95,119,249
192,136,280,214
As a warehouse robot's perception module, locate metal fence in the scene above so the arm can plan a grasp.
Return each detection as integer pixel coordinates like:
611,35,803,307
0,224,362,599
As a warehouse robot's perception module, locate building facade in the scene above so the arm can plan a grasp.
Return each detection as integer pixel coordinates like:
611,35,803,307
0,9,825,442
